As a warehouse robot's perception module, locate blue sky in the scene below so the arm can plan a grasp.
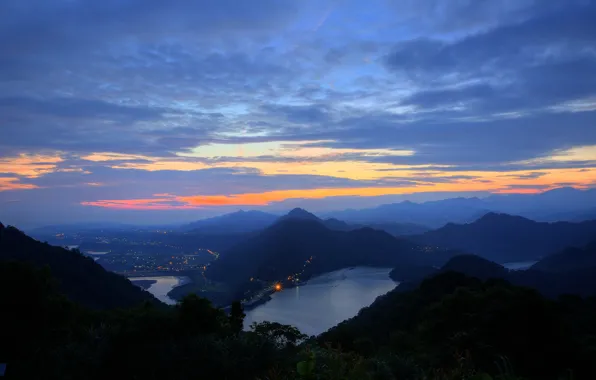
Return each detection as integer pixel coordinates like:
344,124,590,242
1,0,596,227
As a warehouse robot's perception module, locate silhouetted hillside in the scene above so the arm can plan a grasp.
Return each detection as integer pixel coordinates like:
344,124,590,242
531,240,596,273
279,207,321,222
321,271,596,379
181,210,279,233
441,254,509,279
391,248,596,299
324,218,430,236
410,212,596,262
0,224,160,309
207,218,454,287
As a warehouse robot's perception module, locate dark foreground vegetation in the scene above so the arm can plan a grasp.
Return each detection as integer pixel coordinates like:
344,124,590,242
2,260,596,379
2,223,596,379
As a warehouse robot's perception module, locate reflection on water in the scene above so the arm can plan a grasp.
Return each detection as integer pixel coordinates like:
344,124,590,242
244,267,398,336
130,276,189,305
503,261,538,270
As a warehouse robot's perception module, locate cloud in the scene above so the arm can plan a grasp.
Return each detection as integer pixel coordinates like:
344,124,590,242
0,154,63,178
0,97,168,121
0,177,38,192
1,0,595,225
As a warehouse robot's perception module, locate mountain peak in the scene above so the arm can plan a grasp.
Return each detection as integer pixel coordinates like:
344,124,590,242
475,212,529,224
285,208,320,220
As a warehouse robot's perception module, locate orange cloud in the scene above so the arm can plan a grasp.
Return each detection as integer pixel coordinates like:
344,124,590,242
0,154,63,178
81,196,199,210
0,177,38,192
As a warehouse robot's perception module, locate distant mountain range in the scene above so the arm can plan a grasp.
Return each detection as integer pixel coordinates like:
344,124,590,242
409,212,596,262
206,210,456,288
182,208,429,237
0,222,161,309
323,187,596,227
180,210,280,233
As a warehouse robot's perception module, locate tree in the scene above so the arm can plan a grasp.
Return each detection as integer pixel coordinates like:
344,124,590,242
250,321,307,349
177,294,224,334
229,300,245,335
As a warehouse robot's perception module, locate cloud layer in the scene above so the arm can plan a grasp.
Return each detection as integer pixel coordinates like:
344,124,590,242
1,0,595,226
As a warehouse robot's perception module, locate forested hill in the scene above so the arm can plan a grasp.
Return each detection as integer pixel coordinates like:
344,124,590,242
409,212,596,262
206,218,456,286
0,223,160,309
391,250,596,299
320,271,596,379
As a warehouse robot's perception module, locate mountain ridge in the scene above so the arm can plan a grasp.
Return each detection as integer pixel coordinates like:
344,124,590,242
409,212,596,262
0,224,161,309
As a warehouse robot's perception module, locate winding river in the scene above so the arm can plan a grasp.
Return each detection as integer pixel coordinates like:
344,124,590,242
244,267,398,336
130,276,190,305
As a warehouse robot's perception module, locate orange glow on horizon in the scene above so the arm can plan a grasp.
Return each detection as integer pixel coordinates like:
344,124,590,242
78,165,596,210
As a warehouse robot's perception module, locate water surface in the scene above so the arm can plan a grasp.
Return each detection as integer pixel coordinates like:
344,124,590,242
244,267,397,336
503,261,538,270
130,276,189,305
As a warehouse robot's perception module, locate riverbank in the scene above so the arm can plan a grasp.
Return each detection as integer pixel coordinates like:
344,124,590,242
129,275,191,305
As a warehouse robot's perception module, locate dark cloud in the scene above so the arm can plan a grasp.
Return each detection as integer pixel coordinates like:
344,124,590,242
0,0,297,56
0,97,167,121
259,104,331,124
504,184,553,190
386,1,596,116
502,172,548,180
386,2,596,77
289,109,596,166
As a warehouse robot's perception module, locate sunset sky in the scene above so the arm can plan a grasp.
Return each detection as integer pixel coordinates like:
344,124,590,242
1,0,596,227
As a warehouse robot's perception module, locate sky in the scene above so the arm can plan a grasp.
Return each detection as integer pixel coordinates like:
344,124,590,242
1,0,596,227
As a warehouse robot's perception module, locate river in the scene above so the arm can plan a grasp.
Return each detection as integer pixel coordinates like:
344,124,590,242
503,261,538,270
244,267,398,336
129,276,190,305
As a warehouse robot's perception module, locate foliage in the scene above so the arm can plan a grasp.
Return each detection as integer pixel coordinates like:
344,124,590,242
3,232,596,380
0,225,159,309
250,321,308,349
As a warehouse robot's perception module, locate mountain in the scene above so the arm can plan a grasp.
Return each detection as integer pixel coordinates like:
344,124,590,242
365,222,430,236
206,218,456,288
325,197,489,227
320,270,596,379
180,210,279,233
322,218,429,236
409,212,596,262
389,254,508,284
531,240,596,273
0,223,161,309
279,207,320,221
390,247,596,299
441,254,509,280
324,187,596,227
321,217,353,231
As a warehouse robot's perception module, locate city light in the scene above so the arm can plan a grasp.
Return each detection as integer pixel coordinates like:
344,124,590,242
274,283,282,291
